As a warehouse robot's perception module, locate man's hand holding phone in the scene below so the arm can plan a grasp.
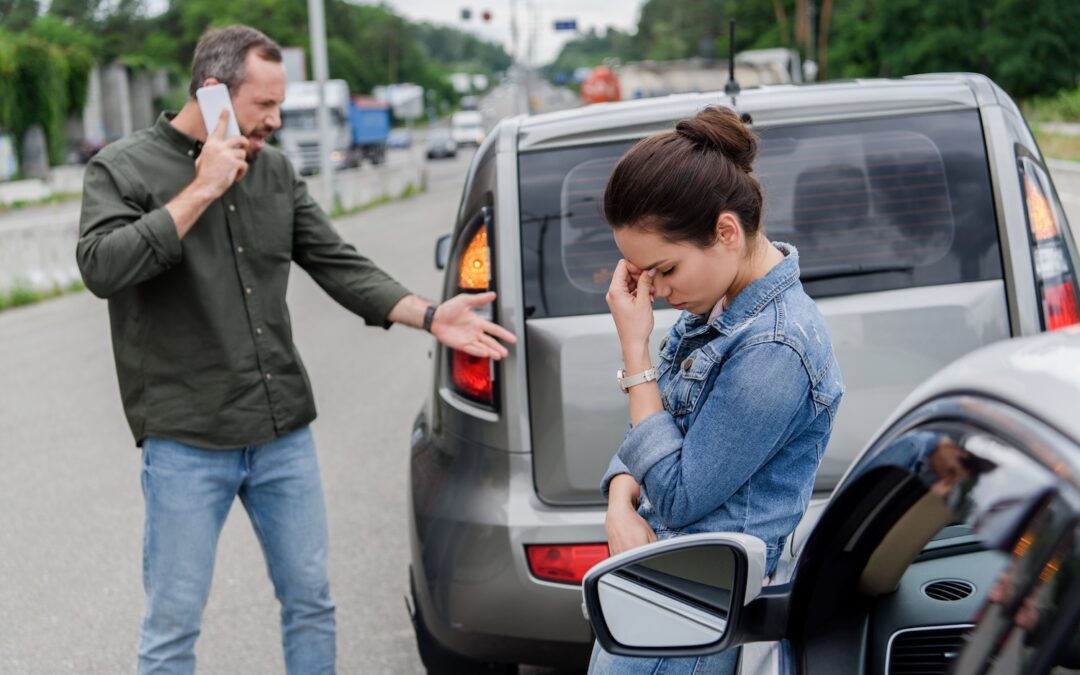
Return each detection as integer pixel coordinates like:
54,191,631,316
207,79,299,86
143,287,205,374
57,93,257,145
194,109,250,199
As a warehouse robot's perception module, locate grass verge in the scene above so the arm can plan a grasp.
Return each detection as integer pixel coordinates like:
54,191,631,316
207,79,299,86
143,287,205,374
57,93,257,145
0,191,82,213
1032,127,1080,163
0,279,85,314
329,180,426,219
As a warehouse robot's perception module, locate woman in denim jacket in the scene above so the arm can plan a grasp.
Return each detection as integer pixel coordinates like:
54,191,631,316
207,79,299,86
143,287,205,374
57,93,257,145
590,106,844,674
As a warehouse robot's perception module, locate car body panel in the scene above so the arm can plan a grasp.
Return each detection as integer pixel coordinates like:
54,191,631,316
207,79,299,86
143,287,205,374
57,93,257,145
529,281,1011,505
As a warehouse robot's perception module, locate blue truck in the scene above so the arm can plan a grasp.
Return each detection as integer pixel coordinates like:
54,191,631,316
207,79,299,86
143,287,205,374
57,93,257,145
279,80,391,174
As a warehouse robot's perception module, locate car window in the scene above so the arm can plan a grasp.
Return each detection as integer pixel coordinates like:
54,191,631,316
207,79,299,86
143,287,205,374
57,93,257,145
519,110,1002,319
828,412,1080,675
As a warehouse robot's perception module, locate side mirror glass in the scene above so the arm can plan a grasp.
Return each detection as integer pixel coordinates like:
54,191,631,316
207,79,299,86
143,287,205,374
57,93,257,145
435,234,452,270
582,533,767,658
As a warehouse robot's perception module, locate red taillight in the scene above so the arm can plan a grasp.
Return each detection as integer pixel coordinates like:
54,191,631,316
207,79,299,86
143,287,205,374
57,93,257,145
525,544,610,585
449,212,498,405
1020,157,1080,331
1044,280,1080,331
451,350,493,403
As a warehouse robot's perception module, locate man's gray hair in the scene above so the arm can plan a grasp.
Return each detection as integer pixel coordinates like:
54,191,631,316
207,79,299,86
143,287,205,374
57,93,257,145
188,25,282,97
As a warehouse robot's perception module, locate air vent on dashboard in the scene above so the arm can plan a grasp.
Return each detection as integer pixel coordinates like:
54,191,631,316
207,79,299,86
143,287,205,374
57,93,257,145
887,624,972,675
923,579,975,601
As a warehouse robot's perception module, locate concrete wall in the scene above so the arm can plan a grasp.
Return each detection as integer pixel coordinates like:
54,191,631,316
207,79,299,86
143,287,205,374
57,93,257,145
0,159,425,295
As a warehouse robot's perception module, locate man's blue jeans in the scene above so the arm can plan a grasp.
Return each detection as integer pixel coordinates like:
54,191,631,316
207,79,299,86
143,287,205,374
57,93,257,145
137,426,335,674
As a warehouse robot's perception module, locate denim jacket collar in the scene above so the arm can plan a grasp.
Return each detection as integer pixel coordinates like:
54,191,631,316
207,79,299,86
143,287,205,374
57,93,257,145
681,241,800,338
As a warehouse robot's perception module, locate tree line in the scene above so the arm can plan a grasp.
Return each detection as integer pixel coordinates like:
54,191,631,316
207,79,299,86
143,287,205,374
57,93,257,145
0,0,512,167
549,0,1080,101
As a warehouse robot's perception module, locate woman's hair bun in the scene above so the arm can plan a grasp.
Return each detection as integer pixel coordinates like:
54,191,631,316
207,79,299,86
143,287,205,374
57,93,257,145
674,106,757,173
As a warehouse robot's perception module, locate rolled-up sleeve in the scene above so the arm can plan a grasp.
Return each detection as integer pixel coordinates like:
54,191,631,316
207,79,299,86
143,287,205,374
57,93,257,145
617,342,812,528
76,159,182,298
289,169,411,327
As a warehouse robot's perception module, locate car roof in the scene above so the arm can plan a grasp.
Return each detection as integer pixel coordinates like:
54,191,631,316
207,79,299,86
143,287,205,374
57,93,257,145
889,327,1080,446
515,74,1002,152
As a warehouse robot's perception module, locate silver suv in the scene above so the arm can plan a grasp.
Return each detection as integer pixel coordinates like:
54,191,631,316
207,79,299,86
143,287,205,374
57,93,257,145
407,73,1080,672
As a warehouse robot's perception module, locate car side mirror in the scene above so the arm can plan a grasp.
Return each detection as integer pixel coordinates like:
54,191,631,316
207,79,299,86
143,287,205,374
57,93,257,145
435,234,452,270
582,533,769,658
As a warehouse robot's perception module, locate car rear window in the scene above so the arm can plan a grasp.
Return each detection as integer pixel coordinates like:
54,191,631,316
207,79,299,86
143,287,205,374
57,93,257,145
518,110,1002,319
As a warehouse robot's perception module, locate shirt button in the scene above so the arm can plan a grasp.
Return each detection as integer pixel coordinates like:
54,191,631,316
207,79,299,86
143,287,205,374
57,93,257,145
245,287,252,295
237,246,244,254
255,327,263,335
187,149,194,157
265,372,273,381
228,204,236,212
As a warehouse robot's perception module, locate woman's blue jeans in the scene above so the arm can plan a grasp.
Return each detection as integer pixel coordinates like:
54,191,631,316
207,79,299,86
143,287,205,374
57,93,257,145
136,426,335,674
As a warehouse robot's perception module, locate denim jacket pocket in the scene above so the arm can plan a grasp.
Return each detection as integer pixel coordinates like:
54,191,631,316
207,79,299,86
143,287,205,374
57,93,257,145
664,352,718,417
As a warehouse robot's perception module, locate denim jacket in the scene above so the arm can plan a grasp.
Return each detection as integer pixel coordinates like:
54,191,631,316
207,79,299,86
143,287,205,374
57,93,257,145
601,242,844,575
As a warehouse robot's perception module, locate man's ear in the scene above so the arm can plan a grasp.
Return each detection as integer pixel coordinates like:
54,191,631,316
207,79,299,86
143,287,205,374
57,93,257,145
715,212,742,250
200,77,221,89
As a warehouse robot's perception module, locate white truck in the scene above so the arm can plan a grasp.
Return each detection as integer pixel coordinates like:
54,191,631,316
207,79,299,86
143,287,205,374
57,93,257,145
278,79,390,175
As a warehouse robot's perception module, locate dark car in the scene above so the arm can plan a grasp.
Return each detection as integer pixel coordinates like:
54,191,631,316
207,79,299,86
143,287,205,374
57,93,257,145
425,129,457,159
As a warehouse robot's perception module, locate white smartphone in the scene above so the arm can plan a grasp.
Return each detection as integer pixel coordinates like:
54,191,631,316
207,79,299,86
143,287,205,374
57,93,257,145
195,83,241,140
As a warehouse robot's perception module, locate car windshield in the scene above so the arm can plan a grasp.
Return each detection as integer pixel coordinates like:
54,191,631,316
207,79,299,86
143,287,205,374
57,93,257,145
518,110,1002,319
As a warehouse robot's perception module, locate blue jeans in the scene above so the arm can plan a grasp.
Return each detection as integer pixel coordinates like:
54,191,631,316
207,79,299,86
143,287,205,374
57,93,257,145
589,641,739,674
137,426,335,674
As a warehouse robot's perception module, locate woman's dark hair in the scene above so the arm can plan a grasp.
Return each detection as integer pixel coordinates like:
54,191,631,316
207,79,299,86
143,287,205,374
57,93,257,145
603,106,763,248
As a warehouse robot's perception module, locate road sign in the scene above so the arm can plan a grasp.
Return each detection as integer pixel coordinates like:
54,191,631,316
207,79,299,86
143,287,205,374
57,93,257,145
553,19,577,31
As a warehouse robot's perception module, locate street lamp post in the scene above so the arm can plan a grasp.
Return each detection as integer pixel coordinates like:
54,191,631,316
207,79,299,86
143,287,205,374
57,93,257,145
307,0,336,209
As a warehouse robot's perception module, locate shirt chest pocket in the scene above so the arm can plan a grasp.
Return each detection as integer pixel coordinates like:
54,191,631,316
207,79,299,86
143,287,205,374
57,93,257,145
662,351,718,417
242,192,294,258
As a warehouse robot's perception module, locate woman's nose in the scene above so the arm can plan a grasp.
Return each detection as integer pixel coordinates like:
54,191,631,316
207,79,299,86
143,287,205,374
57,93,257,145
651,279,671,298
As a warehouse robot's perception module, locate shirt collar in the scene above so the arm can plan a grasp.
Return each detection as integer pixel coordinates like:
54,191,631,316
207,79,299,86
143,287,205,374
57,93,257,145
153,112,204,159
682,241,802,337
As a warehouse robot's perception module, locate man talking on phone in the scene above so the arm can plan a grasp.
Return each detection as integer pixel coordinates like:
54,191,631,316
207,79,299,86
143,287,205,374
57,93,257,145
76,24,515,674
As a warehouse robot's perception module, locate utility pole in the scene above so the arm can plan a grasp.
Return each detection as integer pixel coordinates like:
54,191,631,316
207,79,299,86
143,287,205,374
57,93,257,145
308,0,335,209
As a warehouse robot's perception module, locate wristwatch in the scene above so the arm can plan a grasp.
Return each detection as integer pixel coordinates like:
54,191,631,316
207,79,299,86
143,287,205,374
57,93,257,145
422,303,439,334
617,367,660,393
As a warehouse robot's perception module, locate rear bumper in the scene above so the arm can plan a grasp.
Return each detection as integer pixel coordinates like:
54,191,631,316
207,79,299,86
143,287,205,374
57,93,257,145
408,422,604,667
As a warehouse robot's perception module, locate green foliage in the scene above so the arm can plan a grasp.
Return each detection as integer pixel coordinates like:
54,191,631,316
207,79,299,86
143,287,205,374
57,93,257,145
549,0,1080,101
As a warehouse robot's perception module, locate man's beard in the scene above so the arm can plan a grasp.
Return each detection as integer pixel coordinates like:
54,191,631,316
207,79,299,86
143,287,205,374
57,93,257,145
241,123,274,162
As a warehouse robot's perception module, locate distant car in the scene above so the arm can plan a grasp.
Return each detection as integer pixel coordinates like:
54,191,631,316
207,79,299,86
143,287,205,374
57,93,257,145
425,129,457,159
388,128,413,149
408,73,1080,673
584,328,1080,674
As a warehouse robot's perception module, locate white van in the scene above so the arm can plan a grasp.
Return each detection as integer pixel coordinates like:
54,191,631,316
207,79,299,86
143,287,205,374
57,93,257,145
450,110,485,146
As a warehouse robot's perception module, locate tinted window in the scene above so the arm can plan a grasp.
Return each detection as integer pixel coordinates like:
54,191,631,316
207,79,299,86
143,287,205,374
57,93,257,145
518,110,1002,319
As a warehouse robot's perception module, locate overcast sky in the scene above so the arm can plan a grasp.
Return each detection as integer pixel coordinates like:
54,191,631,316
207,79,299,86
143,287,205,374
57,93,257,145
375,0,645,65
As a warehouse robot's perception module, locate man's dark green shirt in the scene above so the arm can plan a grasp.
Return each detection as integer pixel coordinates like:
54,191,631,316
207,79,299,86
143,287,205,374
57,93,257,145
77,113,411,448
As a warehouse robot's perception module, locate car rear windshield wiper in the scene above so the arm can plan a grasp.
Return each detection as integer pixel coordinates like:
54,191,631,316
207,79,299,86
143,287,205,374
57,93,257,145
800,262,915,282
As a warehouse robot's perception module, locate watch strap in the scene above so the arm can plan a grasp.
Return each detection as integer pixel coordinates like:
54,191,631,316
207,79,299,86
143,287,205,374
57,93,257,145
618,366,660,393
422,303,438,333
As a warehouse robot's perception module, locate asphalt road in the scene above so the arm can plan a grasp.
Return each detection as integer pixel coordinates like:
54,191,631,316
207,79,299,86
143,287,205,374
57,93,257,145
0,149,483,674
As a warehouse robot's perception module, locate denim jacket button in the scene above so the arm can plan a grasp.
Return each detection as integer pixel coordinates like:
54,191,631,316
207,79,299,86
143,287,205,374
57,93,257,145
682,357,695,371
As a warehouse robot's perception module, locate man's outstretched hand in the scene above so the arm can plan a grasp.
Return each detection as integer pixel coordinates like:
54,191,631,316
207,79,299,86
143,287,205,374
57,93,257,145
431,291,517,360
